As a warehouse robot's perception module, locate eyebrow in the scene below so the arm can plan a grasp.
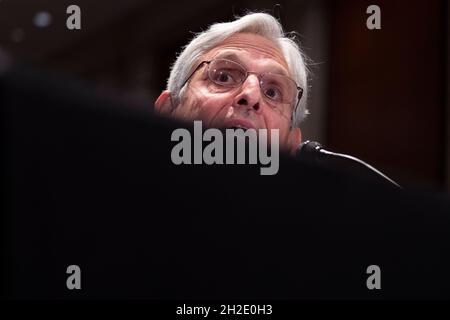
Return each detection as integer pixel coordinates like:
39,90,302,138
212,51,290,77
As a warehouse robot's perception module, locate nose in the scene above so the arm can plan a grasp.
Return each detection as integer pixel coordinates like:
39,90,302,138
232,74,262,112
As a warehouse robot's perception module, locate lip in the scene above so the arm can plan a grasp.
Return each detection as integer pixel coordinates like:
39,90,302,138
221,118,257,130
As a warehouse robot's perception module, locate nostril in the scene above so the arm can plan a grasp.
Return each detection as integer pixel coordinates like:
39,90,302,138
253,103,260,111
237,98,247,105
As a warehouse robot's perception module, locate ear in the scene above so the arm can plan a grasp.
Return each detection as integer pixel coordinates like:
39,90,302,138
287,127,302,155
154,90,175,115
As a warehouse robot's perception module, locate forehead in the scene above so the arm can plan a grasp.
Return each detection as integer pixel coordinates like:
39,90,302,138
202,33,290,73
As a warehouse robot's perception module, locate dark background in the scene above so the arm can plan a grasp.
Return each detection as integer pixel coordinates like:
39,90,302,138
0,0,448,191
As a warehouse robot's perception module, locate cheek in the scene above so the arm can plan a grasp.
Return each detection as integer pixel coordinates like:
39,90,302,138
197,95,226,115
264,115,292,142
176,87,232,126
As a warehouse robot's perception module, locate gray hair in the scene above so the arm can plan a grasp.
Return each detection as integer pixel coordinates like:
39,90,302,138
167,12,309,127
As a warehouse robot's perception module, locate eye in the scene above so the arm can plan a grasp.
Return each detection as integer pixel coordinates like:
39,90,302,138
216,71,232,83
264,86,283,102
210,68,242,86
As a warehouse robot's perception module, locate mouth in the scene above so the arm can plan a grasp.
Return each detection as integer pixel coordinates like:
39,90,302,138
222,119,256,131
228,125,250,130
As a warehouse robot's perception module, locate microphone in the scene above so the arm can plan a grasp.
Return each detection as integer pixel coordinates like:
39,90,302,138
297,140,401,188
297,140,323,154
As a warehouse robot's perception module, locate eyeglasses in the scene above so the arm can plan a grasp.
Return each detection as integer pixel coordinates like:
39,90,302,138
182,58,303,118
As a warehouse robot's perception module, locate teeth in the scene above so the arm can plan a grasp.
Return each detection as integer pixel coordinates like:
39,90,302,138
230,125,248,130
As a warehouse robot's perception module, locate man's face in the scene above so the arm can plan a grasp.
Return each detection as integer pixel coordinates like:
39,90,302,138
155,32,302,152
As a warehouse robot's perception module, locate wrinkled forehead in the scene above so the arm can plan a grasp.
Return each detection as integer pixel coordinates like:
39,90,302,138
202,32,290,72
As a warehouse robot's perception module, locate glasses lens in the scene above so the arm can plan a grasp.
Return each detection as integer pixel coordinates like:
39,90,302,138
260,73,297,105
209,59,246,87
